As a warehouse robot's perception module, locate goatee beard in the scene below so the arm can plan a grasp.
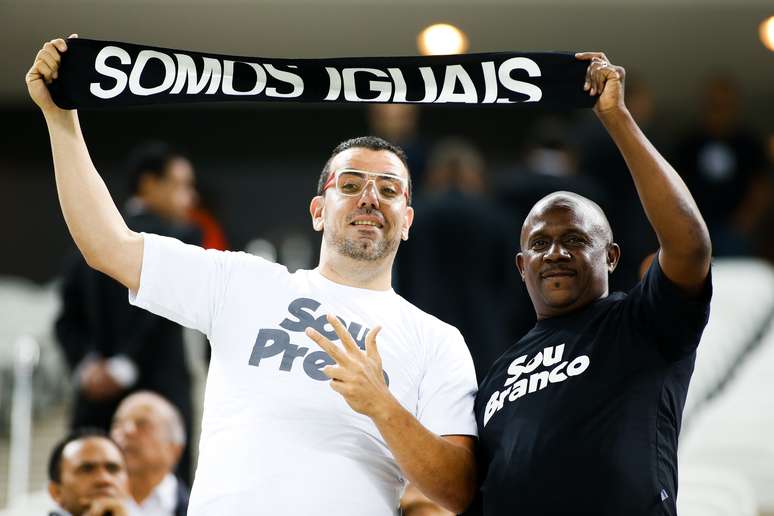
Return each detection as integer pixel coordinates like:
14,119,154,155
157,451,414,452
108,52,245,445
325,231,398,261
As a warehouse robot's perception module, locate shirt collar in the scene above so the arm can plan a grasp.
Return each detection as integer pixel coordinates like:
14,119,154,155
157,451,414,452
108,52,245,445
155,474,179,511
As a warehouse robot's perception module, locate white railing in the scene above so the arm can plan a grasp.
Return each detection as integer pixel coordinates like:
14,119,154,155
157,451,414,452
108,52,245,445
6,335,39,508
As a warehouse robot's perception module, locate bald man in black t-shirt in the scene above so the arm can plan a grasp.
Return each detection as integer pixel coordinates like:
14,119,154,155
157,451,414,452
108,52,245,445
472,54,712,516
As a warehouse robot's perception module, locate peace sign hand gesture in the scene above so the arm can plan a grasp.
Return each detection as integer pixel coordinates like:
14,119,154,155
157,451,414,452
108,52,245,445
305,315,396,420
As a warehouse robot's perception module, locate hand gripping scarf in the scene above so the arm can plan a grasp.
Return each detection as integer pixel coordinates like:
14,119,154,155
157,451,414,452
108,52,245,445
49,38,595,110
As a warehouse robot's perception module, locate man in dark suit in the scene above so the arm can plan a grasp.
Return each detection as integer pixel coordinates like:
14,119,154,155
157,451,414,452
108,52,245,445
396,138,525,380
55,142,200,484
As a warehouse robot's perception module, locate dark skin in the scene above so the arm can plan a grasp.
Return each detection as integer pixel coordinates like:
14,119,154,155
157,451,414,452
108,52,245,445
517,195,620,320
517,53,712,320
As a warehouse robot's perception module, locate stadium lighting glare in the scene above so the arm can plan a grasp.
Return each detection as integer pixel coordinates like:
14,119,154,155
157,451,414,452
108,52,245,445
417,23,469,56
760,16,774,52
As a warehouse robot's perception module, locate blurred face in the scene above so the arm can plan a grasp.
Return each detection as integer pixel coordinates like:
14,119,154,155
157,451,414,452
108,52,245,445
368,104,418,142
48,437,128,516
111,396,181,477
310,148,414,263
142,157,197,222
516,201,619,319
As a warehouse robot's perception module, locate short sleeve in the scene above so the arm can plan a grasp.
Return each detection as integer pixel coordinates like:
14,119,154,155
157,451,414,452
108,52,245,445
626,253,712,360
416,326,478,437
128,233,232,338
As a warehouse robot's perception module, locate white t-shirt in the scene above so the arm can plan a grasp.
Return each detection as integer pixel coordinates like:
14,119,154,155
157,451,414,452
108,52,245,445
129,233,477,516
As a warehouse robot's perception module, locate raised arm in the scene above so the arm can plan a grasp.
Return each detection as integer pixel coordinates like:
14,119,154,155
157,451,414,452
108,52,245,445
577,52,712,293
26,36,143,291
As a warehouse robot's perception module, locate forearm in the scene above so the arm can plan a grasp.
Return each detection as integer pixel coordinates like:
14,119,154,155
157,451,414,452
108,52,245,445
45,110,141,284
373,399,476,514
401,483,455,516
599,108,711,268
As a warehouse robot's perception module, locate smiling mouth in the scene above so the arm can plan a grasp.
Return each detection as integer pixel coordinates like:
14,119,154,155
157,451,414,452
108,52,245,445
350,220,383,229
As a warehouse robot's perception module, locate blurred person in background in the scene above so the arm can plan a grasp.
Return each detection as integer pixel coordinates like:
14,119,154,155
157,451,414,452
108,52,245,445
471,53,712,516
55,142,200,485
497,115,608,239
188,181,229,251
674,75,769,256
368,103,429,190
48,429,130,516
397,138,524,378
111,392,190,516
571,76,660,291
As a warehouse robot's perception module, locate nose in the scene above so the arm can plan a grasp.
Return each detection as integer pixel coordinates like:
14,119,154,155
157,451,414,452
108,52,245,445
543,241,571,262
93,466,118,486
357,180,380,208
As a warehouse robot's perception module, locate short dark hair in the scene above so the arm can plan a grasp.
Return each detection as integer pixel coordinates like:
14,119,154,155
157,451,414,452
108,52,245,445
48,428,122,483
126,142,186,195
316,136,412,205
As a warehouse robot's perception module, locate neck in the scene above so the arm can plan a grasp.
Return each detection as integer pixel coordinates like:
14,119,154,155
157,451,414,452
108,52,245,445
129,468,167,504
317,246,394,290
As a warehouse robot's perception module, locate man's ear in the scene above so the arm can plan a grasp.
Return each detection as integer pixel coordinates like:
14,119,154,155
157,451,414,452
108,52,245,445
310,196,324,232
401,206,415,241
48,481,62,505
607,243,621,273
515,253,526,282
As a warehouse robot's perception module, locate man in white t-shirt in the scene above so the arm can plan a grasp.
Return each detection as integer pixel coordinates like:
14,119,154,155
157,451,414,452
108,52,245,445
28,36,477,516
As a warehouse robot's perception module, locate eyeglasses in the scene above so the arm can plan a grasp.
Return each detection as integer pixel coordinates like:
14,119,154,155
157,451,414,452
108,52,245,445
322,168,409,202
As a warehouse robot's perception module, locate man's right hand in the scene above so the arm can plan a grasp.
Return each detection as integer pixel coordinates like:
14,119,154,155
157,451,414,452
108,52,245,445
83,496,129,516
25,34,77,115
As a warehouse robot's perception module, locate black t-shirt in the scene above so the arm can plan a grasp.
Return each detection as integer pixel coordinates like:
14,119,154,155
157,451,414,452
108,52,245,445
473,257,712,516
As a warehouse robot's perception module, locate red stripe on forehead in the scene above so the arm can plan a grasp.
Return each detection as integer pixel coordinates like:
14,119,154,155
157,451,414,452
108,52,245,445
322,170,336,191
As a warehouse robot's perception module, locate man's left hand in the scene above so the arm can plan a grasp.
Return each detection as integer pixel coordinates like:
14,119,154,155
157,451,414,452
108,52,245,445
576,52,627,117
305,315,395,420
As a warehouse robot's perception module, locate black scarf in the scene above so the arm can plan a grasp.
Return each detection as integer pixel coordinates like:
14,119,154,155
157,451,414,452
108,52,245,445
50,38,594,110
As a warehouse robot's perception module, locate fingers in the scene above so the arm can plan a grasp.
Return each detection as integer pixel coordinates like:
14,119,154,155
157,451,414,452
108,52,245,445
575,51,609,62
321,365,347,381
590,59,609,96
29,37,69,86
52,38,68,52
305,327,350,365
576,51,622,96
326,314,361,354
37,50,60,79
576,52,609,94
365,326,382,361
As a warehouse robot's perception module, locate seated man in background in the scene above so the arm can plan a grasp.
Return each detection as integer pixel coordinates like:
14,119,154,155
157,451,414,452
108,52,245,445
111,392,189,516
47,429,130,516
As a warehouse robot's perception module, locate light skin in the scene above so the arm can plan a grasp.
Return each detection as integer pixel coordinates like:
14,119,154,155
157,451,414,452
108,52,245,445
516,53,712,320
111,393,183,504
48,437,130,516
310,147,414,290
28,36,471,513
305,316,476,513
80,360,123,401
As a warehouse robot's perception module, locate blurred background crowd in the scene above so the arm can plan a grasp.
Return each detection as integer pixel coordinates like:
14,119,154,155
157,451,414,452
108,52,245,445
1,0,773,514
